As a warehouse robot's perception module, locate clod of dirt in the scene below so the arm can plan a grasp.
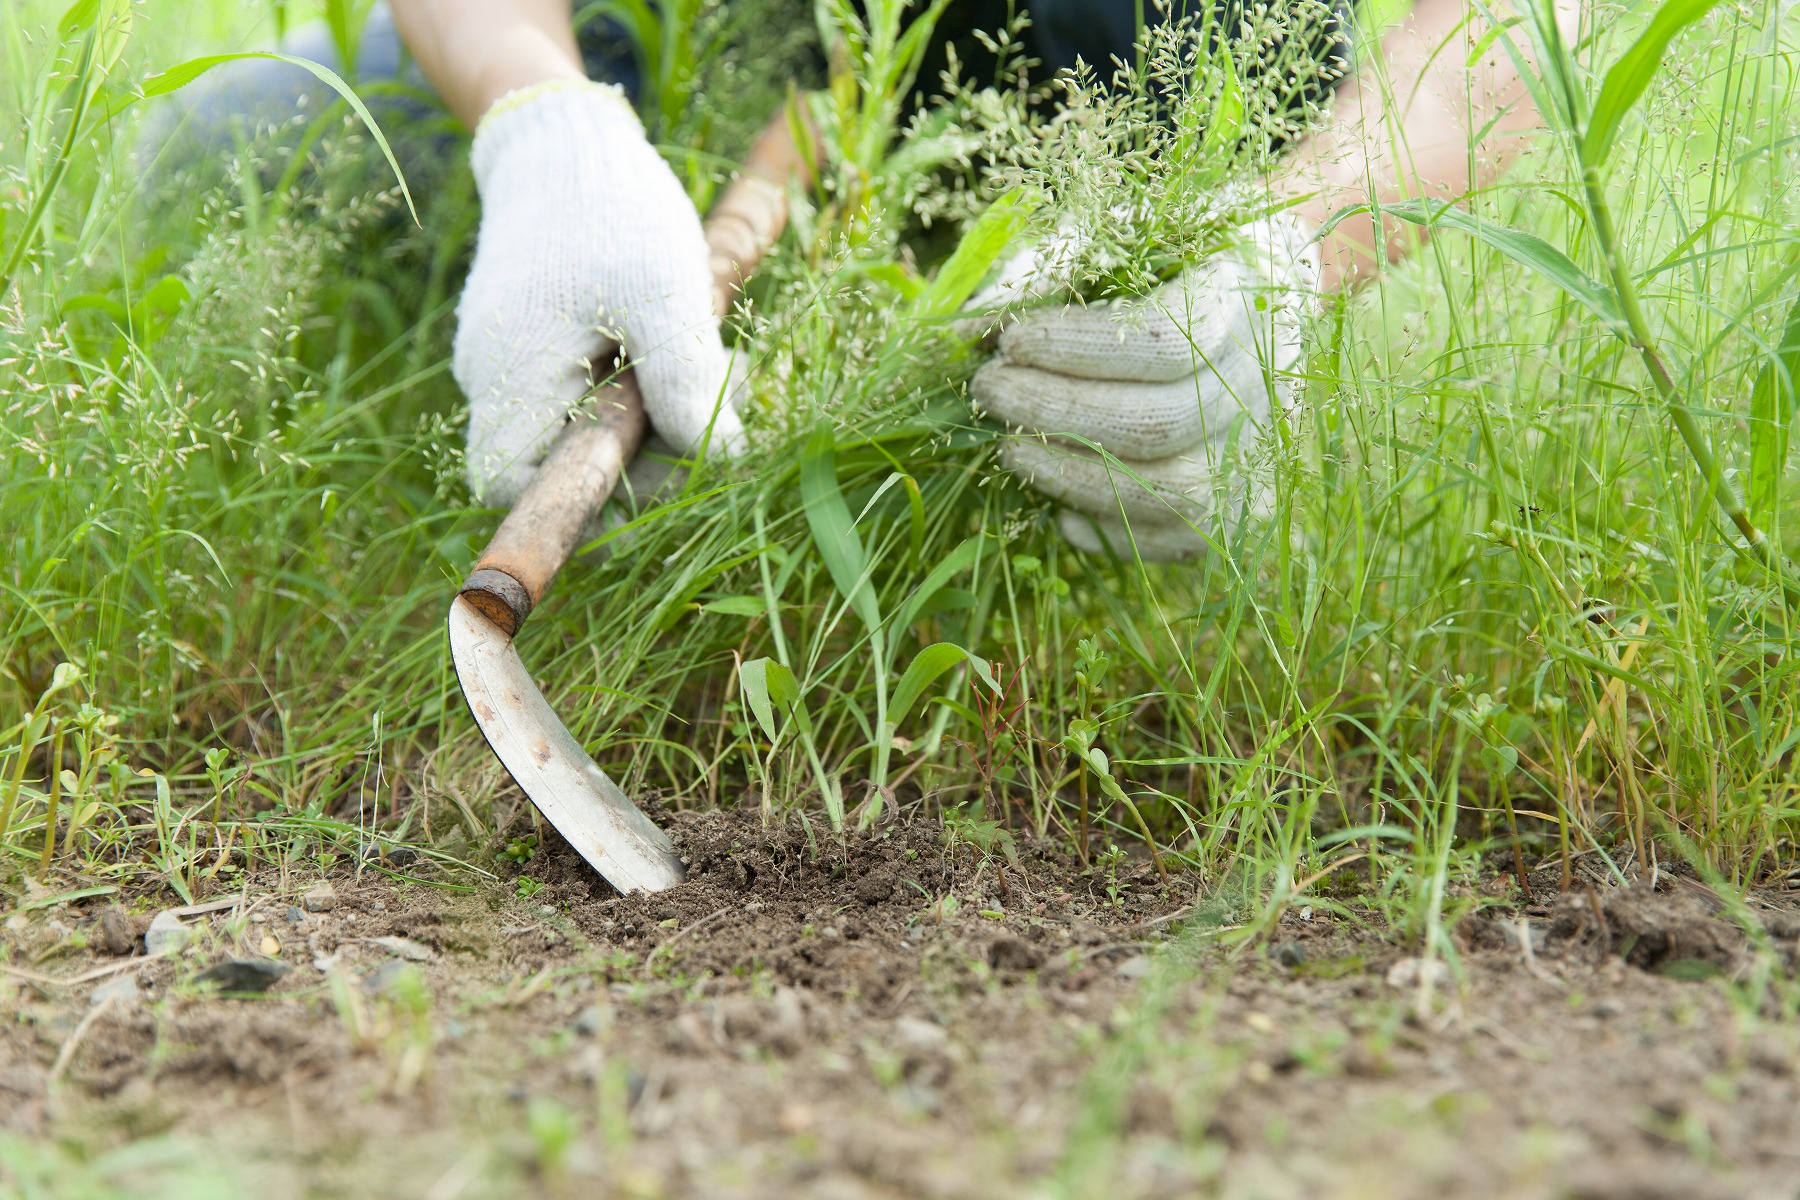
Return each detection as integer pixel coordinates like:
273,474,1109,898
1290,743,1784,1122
96,908,135,956
302,882,338,913
1546,885,1746,974
889,1016,953,1085
195,959,290,994
144,911,188,956
988,935,1043,971
855,871,895,905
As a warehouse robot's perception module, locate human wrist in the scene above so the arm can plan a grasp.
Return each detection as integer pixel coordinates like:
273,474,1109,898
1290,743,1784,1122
469,79,646,197
464,27,587,127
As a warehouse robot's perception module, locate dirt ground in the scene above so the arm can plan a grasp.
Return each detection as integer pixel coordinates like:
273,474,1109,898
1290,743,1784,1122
3,807,1799,1200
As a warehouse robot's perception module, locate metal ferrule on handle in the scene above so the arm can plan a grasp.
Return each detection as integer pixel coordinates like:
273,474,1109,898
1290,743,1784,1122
457,377,646,638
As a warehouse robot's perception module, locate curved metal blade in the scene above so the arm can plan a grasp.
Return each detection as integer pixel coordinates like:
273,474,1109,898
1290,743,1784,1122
448,595,685,894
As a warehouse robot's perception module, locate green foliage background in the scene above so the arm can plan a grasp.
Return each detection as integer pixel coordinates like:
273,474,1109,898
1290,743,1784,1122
2,0,1798,942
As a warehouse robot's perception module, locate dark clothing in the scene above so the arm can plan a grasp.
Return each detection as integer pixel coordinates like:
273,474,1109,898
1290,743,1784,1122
824,0,1351,132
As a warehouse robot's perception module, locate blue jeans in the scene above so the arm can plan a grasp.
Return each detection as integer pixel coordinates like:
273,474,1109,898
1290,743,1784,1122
138,3,641,179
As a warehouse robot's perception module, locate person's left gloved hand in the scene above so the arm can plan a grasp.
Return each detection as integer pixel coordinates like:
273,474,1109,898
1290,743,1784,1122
453,80,743,508
970,214,1320,560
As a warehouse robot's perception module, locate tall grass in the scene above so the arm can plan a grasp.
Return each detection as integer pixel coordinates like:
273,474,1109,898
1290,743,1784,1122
1,0,1797,934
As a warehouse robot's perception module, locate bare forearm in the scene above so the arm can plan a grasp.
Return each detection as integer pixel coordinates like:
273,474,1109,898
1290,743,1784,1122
1278,0,1571,289
390,0,584,128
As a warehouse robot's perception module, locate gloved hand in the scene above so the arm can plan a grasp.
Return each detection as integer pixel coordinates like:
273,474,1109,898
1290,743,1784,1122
970,214,1320,560
454,80,743,506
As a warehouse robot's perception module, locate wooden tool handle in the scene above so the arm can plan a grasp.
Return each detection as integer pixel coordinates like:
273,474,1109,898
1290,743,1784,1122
458,108,812,638
458,379,646,636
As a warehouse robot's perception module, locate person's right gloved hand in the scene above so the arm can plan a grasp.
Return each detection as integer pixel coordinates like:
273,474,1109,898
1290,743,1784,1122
969,214,1319,560
454,80,743,507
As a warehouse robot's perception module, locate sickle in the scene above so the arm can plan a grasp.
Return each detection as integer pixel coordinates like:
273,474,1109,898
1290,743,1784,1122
449,111,809,894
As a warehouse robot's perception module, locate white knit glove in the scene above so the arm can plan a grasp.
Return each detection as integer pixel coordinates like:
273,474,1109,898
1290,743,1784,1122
454,81,743,506
970,214,1320,560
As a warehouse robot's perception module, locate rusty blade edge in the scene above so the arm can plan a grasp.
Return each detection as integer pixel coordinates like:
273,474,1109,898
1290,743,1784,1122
447,595,684,895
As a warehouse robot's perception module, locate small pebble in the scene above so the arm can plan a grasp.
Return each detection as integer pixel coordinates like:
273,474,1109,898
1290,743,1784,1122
573,1004,609,1038
196,958,290,994
1115,955,1153,980
371,936,432,962
285,907,305,925
301,882,338,913
144,911,189,957
89,976,140,1008
1270,941,1306,969
1385,956,1450,990
259,935,281,957
97,908,135,956
358,842,419,869
363,959,415,994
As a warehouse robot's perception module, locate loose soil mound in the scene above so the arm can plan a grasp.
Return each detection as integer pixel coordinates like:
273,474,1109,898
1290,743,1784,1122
2,809,1798,1199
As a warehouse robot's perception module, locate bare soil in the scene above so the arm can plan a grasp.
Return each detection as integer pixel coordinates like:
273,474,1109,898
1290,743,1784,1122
3,808,1799,1199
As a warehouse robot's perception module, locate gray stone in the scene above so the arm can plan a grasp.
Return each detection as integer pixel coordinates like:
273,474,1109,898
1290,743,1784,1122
301,882,338,912
359,842,419,868
1115,954,1153,980
196,957,290,994
370,936,431,962
1384,956,1450,990
144,911,189,957
362,959,415,994
890,1017,952,1085
96,908,136,956
89,976,140,1008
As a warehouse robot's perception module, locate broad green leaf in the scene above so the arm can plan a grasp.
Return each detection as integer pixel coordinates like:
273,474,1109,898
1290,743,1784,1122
888,643,995,734
799,421,880,633
860,261,927,300
913,190,1034,320
1583,0,1723,167
1749,292,1800,522
58,0,102,35
1374,199,1625,334
140,273,189,315
739,657,808,743
133,52,416,224
60,292,128,321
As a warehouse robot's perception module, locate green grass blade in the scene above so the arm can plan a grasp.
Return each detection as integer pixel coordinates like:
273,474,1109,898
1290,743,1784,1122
799,420,881,633
130,52,417,224
1365,198,1625,334
1749,292,1800,523
1582,0,1723,167
911,189,1034,321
